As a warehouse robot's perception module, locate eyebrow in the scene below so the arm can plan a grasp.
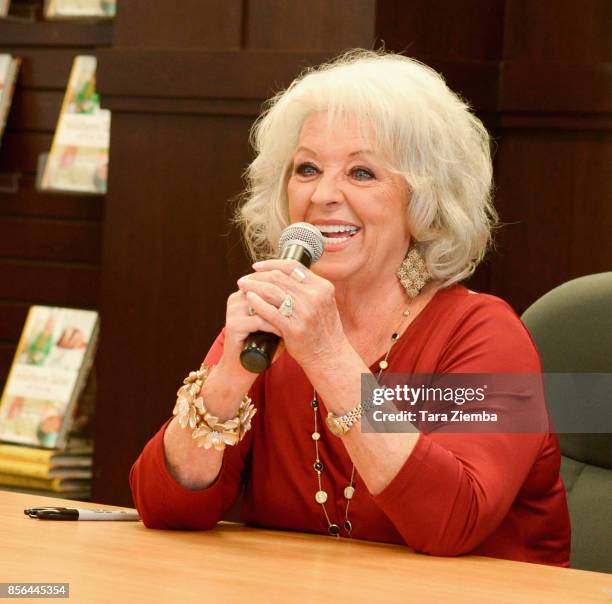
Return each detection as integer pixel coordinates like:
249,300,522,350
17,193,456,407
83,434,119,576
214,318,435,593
293,146,375,158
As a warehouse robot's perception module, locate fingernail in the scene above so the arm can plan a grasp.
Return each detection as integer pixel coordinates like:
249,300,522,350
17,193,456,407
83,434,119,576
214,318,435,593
252,261,264,268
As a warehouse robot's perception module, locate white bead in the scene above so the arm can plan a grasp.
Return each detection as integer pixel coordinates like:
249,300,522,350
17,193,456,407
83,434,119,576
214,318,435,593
315,490,328,504
344,486,355,500
311,432,320,441
379,360,389,370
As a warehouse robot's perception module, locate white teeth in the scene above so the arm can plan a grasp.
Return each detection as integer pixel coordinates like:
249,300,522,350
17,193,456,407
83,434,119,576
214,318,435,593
316,225,359,234
322,235,351,245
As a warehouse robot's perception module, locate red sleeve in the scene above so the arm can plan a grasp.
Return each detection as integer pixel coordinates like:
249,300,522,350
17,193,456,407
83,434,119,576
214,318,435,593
373,296,547,555
129,330,255,530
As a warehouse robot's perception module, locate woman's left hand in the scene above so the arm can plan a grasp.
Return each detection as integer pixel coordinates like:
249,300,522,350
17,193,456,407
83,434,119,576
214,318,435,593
236,259,347,370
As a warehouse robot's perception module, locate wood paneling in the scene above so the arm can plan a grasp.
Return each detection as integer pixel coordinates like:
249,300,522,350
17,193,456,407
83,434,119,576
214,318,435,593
0,343,14,382
112,0,242,49
7,48,82,89
0,131,52,173
491,130,612,313
376,0,505,61
0,217,101,263
94,112,253,504
0,302,30,343
503,0,612,62
0,176,104,220
246,0,375,50
0,260,100,306
10,90,63,131
0,20,112,48
501,63,612,113
96,50,332,99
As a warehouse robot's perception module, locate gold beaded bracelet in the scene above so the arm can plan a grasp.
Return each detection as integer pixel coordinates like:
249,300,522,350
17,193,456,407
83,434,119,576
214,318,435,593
173,364,256,451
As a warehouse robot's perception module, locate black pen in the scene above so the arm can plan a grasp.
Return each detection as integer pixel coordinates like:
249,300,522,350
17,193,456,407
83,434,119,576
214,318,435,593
25,507,140,521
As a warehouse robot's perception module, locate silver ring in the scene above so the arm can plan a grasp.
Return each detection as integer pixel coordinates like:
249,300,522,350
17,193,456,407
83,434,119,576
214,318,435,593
278,293,294,318
290,267,307,283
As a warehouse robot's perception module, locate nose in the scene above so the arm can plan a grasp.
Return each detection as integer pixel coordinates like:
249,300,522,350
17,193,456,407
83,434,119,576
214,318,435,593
310,171,344,207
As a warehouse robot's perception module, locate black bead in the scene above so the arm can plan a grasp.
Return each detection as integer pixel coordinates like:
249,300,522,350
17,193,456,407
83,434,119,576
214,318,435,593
313,461,323,472
392,332,399,340
328,524,340,536
344,520,353,534
311,399,319,409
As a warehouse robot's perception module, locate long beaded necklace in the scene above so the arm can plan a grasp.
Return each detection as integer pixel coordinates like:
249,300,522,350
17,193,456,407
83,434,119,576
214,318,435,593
310,308,411,537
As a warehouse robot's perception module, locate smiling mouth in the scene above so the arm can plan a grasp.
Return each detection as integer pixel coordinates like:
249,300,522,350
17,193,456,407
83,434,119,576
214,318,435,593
315,224,361,245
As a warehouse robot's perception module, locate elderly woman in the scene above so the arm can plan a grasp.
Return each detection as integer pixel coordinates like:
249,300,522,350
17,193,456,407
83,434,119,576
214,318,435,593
131,50,570,566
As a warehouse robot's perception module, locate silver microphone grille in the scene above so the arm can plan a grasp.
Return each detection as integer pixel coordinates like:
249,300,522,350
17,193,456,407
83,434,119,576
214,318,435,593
279,222,324,263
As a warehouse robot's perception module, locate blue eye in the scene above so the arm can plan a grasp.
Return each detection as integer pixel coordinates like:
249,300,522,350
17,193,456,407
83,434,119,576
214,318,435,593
351,167,375,180
295,163,318,176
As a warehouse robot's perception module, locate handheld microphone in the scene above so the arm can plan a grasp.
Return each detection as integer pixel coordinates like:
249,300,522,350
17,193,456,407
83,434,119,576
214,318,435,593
240,222,324,373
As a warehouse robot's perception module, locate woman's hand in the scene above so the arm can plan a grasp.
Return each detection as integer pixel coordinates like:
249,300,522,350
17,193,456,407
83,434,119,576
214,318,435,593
236,259,347,371
219,287,284,372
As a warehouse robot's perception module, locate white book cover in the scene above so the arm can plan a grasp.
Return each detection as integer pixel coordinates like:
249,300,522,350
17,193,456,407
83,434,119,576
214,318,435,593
0,306,99,449
40,55,110,194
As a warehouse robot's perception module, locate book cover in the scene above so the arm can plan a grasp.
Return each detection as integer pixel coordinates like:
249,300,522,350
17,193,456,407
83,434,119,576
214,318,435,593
40,55,110,194
0,54,20,144
44,0,116,19
0,306,99,449
0,472,90,492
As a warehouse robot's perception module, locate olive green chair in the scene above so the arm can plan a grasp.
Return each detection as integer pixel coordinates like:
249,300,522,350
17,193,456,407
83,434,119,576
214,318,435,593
522,272,612,573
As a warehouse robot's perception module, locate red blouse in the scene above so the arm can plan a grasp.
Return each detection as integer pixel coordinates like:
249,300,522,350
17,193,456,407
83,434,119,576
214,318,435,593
130,285,571,566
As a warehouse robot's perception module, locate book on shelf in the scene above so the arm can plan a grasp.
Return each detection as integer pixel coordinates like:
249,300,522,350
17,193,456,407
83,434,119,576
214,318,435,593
0,1,10,18
44,0,116,19
0,306,99,449
40,55,110,194
0,472,90,493
0,457,92,480
0,54,20,144
0,441,92,466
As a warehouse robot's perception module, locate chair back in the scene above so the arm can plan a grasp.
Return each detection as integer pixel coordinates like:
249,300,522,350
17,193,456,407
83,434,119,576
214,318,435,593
522,272,612,573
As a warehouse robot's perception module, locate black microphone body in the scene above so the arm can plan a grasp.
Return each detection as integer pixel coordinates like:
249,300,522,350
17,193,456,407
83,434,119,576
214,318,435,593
240,223,324,374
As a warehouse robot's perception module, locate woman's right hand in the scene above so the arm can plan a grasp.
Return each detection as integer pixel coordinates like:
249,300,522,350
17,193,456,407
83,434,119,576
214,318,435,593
218,289,284,375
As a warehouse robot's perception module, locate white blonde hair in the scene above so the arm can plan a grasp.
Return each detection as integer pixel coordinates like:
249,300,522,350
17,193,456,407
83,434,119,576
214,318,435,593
237,49,497,285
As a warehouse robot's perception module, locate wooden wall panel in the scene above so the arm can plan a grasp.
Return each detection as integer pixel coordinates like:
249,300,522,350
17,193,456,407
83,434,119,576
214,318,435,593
112,0,242,49
0,302,30,343
4,48,81,89
376,0,504,61
96,49,332,100
503,0,611,62
0,132,52,172
10,90,63,131
0,217,101,263
246,0,375,50
491,131,612,313
0,20,112,47
93,112,253,504
0,260,100,306
0,176,103,220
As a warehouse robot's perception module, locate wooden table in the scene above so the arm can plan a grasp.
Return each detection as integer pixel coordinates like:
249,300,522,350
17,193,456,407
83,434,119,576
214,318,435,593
1,491,610,603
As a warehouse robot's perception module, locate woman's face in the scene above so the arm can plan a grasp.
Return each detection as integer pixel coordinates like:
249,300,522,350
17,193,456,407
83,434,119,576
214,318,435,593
287,112,411,284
